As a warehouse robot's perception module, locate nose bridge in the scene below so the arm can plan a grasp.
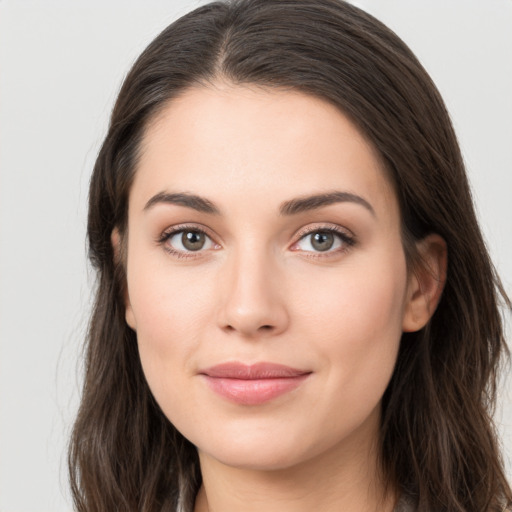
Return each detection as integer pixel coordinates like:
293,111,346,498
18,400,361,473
217,241,288,337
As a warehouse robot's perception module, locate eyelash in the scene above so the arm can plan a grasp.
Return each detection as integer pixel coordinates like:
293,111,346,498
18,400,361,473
291,225,356,258
157,224,217,259
157,224,356,259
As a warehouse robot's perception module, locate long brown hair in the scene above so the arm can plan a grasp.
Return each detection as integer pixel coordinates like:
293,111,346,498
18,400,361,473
69,1,512,511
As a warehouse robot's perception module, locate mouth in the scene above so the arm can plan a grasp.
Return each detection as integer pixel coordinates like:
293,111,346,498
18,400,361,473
199,362,311,405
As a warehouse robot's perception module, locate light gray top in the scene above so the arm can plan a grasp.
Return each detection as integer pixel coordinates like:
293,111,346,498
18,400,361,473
394,494,416,512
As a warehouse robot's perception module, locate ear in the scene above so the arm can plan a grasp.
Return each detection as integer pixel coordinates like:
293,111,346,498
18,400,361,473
111,228,137,331
402,233,447,332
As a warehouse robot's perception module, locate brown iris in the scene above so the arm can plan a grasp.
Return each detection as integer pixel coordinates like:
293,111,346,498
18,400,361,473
311,231,335,251
182,231,206,251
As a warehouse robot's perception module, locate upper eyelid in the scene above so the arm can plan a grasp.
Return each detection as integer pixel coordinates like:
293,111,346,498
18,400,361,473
157,222,355,249
294,223,355,240
159,223,217,241
290,224,356,255
158,225,219,257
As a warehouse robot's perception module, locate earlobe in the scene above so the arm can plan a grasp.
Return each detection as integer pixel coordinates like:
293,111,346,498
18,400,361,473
111,228,123,264
125,302,137,331
402,234,447,333
111,228,137,331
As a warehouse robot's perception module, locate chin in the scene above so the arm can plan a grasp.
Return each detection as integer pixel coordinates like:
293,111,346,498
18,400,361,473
192,425,312,471
190,403,383,474
202,445,308,472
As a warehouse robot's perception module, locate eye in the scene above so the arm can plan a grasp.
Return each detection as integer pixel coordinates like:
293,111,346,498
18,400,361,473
292,227,354,254
159,226,218,256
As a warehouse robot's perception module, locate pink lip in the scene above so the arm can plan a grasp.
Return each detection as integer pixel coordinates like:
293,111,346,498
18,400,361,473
199,362,311,405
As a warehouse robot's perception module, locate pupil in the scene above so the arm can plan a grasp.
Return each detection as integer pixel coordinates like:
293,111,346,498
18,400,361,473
311,232,334,251
182,231,205,251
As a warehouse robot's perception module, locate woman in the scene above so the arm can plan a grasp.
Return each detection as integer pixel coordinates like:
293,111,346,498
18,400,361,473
69,0,512,511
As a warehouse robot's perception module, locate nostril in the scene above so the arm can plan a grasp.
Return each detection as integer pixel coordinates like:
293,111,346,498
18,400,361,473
223,324,273,334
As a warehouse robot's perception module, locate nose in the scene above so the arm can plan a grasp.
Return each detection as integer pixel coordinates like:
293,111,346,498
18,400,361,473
216,248,289,338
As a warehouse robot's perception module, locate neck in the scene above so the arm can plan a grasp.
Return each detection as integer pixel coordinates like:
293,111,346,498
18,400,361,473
193,422,397,512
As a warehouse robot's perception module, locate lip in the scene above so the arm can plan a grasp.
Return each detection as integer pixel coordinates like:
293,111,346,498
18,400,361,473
199,362,311,405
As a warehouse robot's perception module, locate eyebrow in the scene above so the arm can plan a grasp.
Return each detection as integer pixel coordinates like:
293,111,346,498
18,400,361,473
279,191,375,217
144,192,220,214
143,190,375,217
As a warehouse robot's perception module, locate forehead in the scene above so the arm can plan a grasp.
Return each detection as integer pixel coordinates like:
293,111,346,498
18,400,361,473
131,84,398,221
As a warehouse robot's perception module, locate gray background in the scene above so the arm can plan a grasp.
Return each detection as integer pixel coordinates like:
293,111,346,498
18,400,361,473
1,1,511,510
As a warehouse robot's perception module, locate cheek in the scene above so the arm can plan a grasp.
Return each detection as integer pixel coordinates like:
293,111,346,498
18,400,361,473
298,251,406,331
293,252,407,398
125,256,216,398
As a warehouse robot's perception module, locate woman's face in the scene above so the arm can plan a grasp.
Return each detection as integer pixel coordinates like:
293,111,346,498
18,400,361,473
123,84,418,471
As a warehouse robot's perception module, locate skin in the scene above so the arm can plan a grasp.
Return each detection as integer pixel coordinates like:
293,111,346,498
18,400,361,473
119,83,446,512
